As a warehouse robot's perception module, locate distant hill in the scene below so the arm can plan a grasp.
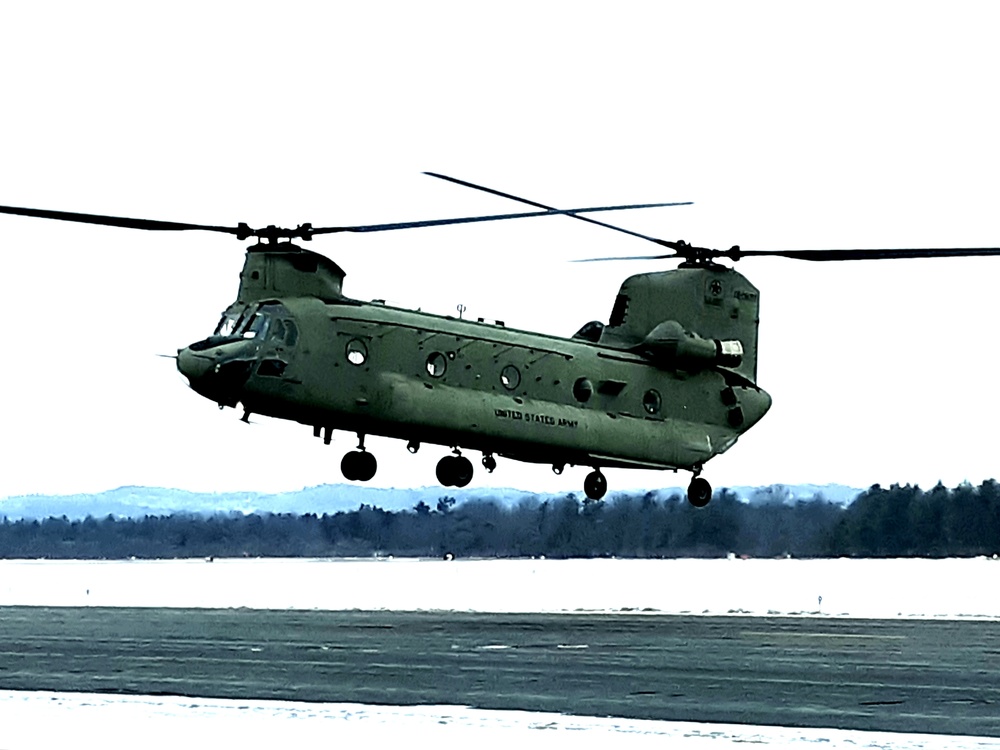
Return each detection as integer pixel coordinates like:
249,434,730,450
0,483,862,521
735,483,862,506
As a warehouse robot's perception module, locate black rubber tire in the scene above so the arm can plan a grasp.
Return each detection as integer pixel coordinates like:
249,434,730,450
341,452,360,481
583,470,608,501
436,455,457,487
687,477,712,507
356,451,377,482
453,456,474,488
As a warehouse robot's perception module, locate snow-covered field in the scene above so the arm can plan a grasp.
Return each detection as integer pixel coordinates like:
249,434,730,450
2,691,995,750
1,557,998,749
1,556,998,618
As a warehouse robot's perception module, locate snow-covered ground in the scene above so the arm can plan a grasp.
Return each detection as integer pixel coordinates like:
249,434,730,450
1,690,995,750
1,557,998,749
1,556,998,618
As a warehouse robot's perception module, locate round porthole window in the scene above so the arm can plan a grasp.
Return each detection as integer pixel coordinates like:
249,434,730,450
573,377,593,403
426,352,447,378
500,364,521,390
346,339,368,366
643,389,662,415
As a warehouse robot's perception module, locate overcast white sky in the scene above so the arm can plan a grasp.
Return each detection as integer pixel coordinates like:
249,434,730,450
2,2,999,499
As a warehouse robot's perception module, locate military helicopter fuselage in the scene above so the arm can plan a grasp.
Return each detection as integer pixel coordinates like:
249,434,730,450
177,242,771,505
8,173,994,506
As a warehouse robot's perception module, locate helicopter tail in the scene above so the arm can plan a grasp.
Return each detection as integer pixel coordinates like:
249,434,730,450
600,265,761,382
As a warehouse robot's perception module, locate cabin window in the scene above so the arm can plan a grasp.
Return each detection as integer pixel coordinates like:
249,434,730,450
643,389,662,415
346,339,368,365
500,365,520,390
426,352,447,378
573,377,593,403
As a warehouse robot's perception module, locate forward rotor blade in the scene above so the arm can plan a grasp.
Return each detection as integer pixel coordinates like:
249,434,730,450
308,201,693,236
572,253,679,262
0,200,690,242
0,204,243,235
424,171,687,246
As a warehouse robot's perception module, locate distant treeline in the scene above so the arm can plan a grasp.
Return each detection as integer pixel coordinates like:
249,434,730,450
1,481,998,559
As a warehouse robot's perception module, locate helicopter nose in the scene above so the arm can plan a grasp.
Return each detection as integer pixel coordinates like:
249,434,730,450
177,345,254,408
176,347,214,383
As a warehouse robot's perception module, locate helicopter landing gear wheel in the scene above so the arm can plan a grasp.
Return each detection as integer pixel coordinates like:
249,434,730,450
436,454,474,488
341,450,377,482
583,469,607,501
687,476,712,507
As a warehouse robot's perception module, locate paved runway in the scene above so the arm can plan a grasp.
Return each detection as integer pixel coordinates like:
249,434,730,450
0,608,997,736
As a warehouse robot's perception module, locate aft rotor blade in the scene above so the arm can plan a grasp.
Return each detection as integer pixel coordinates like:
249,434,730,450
0,204,243,236
735,247,1000,261
308,201,693,236
573,238,698,262
423,171,687,246
576,244,1000,263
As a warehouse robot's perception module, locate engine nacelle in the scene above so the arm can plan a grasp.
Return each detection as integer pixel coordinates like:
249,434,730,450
639,320,744,370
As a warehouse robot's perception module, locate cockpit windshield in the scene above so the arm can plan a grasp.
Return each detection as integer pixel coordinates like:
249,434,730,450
215,308,247,337
241,312,271,340
214,303,297,345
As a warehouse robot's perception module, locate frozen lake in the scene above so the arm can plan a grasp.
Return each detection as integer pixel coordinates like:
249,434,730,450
1,557,998,749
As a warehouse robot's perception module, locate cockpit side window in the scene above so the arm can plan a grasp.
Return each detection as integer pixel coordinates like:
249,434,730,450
269,318,286,343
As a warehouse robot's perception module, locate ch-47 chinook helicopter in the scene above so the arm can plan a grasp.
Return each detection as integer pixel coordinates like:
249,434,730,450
4,175,1000,506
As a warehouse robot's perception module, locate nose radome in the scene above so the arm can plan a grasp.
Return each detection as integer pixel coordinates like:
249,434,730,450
176,344,254,409
176,347,215,384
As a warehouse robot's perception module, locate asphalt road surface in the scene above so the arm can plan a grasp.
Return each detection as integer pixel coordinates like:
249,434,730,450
0,608,997,736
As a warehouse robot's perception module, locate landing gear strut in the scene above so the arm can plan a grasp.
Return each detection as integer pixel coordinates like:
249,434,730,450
437,451,474,488
583,469,607,501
